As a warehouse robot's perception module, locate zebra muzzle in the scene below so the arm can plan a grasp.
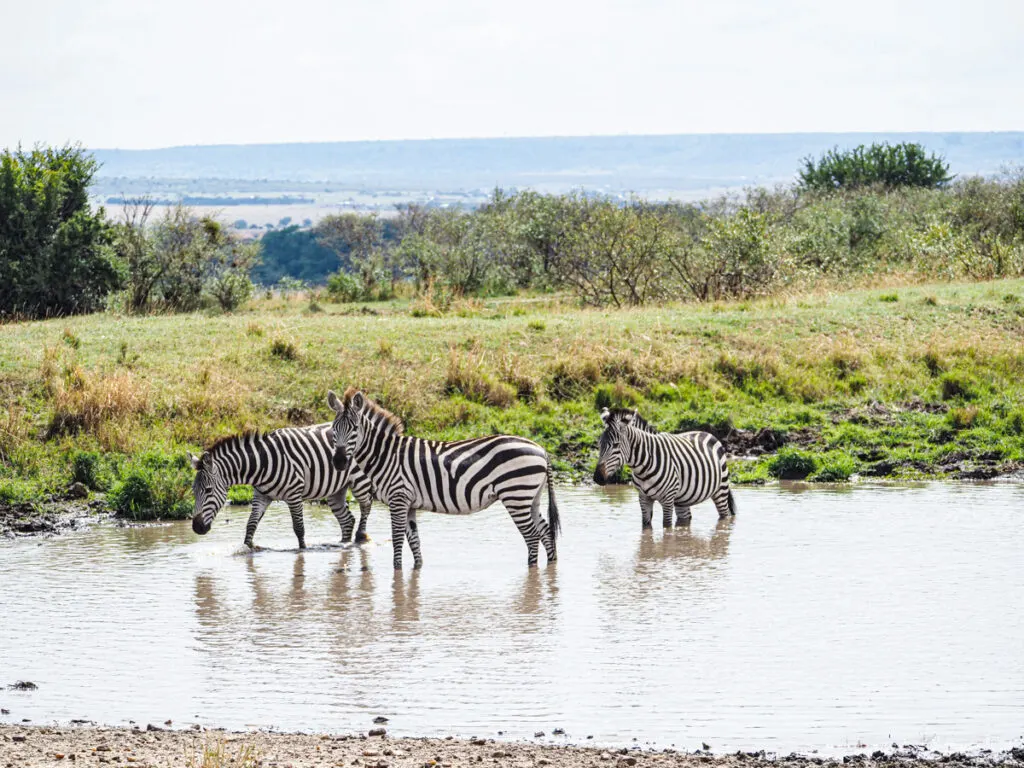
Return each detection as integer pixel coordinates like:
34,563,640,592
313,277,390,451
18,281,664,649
192,516,211,535
332,447,348,472
593,465,608,485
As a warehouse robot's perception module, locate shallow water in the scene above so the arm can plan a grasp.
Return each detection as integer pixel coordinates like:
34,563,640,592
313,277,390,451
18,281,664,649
1,483,1022,754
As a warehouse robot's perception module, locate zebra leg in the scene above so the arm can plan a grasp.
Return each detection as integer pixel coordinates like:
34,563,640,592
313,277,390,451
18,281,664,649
533,487,557,564
675,501,692,526
662,500,674,529
243,491,272,549
406,509,423,569
503,496,543,567
354,495,371,544
287,500,306,549
389,503,410,570
326,489,355,543
639,492,655,530
713,488,734,518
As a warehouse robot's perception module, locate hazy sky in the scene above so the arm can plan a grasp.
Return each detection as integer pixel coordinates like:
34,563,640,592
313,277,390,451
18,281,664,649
2,0,1022,149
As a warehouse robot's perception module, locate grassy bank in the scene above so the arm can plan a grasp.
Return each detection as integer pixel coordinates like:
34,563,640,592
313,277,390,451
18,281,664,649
2,278,1023,519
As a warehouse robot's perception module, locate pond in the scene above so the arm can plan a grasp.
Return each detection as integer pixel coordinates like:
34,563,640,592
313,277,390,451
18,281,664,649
1,482,1022,754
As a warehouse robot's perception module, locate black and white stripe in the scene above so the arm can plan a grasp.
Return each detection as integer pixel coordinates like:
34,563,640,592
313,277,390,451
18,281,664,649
327,389,559,570
593,408,735,528
189,423,375,549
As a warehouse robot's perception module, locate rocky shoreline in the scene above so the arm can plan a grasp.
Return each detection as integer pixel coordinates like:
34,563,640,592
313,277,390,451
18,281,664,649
1,726,1022,768
0,494,109,539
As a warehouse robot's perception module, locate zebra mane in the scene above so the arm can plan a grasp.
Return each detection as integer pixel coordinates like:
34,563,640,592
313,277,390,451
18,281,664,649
606,408,659,434
204,430,265,456
342,387,404,435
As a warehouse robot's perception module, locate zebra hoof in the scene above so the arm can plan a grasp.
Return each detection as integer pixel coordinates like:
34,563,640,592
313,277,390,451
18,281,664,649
354,533,371,544
413,561,423,570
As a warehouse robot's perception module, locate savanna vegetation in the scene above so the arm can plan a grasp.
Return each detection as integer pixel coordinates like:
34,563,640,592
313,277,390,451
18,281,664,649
2,141,1023,521
1,279,1023,520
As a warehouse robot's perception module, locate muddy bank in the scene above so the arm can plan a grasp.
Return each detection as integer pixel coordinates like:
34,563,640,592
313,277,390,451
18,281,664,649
0,726,1021,768
0,492,109,539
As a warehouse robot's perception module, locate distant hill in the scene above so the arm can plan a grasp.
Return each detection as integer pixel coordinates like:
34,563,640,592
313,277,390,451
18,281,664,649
90,132,1024,197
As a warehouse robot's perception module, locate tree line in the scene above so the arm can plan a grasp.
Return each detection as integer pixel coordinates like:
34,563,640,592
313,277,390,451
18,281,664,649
4,141,1023,318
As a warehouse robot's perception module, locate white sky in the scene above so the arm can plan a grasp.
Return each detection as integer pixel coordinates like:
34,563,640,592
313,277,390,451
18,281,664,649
1,0,1022,150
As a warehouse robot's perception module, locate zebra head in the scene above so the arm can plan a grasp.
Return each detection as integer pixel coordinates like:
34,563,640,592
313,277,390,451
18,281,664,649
189,451,228,535
593,407,638,485
327,388,364,472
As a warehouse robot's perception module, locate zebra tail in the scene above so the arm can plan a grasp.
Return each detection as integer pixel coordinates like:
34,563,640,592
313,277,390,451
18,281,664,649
727,488,737,516
546,461,561,539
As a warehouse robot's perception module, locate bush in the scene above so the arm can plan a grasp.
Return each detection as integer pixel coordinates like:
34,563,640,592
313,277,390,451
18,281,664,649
594,382,642,410
326,271,363,302
207,269,254,311
108,454,192,520
946,406,980,431
810,453,857,482
71,450,110,491
767,447,818,480
940,371,979,401
227,485,254,505
799,142,952,191
445,350,516,407
269,337,299,361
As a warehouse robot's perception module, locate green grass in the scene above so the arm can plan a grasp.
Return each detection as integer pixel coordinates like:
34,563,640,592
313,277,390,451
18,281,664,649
1,279,1023,515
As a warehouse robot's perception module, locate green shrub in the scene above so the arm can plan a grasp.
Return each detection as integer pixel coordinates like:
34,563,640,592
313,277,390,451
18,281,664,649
767,447,818,480
648,383,685,402
941,371,979,401
227,485,254,505
0,478,35,504
946,406,980,431
878,292,899,303
729,459,769,485
1000,410,1024,436
527,319,546,332
811,453,857,482
108,452,192,520
799,142,952,191
594,382,642,410
326,271,362,302
269,337,299,361
207,270,254,312
71,450,110,491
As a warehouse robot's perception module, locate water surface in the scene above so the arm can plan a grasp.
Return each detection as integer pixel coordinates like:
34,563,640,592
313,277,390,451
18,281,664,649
1,483,1022,754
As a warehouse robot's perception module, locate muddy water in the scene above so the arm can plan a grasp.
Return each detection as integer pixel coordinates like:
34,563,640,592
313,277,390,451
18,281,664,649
1,483,1022,754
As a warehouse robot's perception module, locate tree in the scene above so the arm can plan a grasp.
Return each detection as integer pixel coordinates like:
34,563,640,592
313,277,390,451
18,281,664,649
553,197,673,307
114,202,260,313
799,142,952,191
0,145,122,318
315,212,392,299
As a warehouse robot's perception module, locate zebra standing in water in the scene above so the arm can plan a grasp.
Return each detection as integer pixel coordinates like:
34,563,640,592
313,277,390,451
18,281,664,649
326,388,559,570
593,408,735,528
189,423,375,549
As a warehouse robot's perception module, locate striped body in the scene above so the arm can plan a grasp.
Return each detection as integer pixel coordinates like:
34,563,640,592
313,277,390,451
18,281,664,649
190,423,375,548
328,389,559,569
594,408,735,528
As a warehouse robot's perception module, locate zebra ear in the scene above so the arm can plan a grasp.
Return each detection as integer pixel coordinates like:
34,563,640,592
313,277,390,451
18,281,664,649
188,452,202,470
623,410,637,424
326,389,343,413
600,407,611,424
351,391,366,411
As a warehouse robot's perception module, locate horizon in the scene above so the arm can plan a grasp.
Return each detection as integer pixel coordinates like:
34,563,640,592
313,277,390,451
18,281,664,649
86,129,1024,153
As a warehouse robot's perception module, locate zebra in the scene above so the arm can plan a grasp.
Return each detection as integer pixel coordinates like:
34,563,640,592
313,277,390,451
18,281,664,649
189,423,375,549
593,407,736,528
326,388,559,570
